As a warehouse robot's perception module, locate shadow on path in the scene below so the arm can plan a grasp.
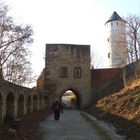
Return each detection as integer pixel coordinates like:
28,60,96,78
86,107,140,140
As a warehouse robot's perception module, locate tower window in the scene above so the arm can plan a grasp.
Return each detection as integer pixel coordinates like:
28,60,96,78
111,23,113,26
60,67,68,78
107,38,109,42
116,22,118,25
74,67,81,78
108,53,110,58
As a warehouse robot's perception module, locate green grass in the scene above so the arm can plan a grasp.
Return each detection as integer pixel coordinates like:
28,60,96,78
81,112,113,140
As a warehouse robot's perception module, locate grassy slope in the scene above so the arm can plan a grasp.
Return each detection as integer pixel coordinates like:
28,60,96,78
86,80,140,140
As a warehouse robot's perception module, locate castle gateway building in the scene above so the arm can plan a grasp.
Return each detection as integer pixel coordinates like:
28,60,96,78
37,12,129,108
37,44,91,108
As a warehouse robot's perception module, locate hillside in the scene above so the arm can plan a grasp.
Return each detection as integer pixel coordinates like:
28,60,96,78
86,80,140,140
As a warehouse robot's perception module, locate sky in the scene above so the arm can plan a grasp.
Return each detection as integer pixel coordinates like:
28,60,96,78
2,0,140,82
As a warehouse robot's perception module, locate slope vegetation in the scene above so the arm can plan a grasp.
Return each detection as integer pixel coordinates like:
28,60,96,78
86,80,140,140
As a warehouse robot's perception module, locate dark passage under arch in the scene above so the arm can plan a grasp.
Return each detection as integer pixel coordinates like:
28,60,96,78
6,92,15,119
27,95,31,113
33,95,38,111
0,93,2,121
18,94,24,117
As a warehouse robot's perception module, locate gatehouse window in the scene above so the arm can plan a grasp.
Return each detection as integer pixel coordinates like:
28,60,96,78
60,67,68,78
108,53,110,58
74,67,81,78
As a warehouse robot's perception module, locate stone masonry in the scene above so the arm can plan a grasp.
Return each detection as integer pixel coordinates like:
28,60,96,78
37,44,140,109
37,44,91,108
0,44,139,123
0,79,49,123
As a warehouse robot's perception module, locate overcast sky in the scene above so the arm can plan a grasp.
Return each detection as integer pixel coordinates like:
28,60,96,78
3,0,140,79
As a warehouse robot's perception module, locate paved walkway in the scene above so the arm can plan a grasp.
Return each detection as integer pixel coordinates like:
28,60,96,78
39,110,125,140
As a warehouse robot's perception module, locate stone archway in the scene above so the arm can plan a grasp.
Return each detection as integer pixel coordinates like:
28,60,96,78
18,94,24,118
6,92,15,119
27,95,31,113
44,95,49,109
0,93,2,122
33,95,38,112
59,88,82,109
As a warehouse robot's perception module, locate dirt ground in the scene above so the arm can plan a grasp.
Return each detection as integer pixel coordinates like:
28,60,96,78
0,110,52,140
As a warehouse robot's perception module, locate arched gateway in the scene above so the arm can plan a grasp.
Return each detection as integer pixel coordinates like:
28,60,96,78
37,44,91,108
60,87,82,109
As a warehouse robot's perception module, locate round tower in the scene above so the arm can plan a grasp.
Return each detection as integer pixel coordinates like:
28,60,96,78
105,11,128,68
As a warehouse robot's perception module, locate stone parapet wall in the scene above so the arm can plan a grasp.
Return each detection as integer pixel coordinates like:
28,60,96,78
87,68,124,107
88,60,140,106
37,68,46,90
91,68,123,89
0,80,49,123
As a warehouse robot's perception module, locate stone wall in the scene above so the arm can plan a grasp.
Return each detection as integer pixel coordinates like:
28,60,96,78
41,44,91,108
0,80,49,123
2,41,139,123
91,68,123,89
87,60,140,106
37,68,45,90
37,43,140,109
86,68,124,107
123,60,140,86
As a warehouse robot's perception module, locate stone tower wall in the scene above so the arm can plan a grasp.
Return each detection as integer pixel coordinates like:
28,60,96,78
44,44,91,108
106,20,128,68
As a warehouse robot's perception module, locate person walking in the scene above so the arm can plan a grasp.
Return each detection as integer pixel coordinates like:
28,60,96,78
51,99,63,121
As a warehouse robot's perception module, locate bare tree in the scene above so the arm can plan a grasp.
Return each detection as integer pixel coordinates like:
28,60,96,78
91,49,103,69
125,15,140,63
0,3,35,86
